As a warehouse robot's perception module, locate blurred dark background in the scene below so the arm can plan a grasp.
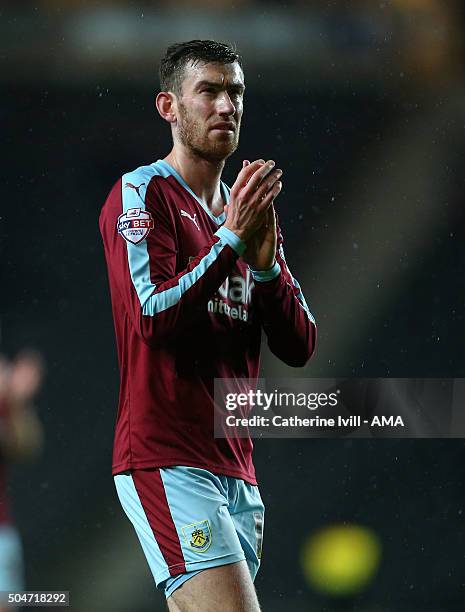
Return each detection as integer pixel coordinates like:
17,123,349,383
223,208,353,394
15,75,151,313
2,0,465,610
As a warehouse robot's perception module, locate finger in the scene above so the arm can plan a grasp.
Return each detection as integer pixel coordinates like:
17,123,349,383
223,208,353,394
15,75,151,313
242,160,250,168
236,159,263,186
256,180,282,213
264,204,276,229
254,168,283,202
230,159,265,195
242,160,278,195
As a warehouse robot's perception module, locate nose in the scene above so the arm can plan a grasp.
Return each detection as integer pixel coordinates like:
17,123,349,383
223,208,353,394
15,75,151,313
217,91,236,116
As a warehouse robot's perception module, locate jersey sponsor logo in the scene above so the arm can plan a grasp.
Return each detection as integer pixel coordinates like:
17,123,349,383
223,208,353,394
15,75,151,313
208,269,255,322
180,209,200,231
117,207,154,244
188,258,255,322
181,520,212,553
124,182,146,200
218,270,254,305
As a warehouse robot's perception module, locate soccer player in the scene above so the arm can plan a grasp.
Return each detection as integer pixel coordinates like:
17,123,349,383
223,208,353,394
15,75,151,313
99,40,316,612
0,352,44,612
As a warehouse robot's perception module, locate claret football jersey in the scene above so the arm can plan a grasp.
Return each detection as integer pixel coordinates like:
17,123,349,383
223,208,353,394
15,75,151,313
99,159,316,484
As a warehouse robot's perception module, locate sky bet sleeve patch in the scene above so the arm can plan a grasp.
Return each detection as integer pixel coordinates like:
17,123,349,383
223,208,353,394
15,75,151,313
117,207,154,245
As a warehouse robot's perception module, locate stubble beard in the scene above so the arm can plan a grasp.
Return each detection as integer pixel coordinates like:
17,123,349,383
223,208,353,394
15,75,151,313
177,101,240,163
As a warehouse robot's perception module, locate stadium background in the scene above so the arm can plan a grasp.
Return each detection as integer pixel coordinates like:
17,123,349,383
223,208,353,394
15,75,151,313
2,0,465,610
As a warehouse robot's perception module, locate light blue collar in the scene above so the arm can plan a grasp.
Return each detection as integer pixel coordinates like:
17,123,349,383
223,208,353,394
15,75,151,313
155,159,228,226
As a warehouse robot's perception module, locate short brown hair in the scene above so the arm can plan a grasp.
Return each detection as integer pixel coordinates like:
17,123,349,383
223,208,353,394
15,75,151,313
159,39,242,96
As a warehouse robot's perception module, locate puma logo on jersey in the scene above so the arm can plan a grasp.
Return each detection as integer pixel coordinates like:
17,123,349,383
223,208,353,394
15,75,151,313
125,182,146,199
180,209,200,231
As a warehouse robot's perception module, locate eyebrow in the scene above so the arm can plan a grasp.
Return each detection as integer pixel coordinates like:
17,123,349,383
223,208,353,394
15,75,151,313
194,80,245,93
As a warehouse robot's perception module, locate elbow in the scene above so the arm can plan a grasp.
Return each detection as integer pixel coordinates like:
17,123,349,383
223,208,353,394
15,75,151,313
139,291,185,348
139,310,180,349
140,319,171,348
281,321,317,368
304,321,317,364
284,345,315,368
138,315,157,347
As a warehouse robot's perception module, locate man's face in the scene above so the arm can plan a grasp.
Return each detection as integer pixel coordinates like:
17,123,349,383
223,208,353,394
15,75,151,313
174,60,245,162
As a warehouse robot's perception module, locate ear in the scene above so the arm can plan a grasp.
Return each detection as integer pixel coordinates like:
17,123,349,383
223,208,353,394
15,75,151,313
155,91,177,124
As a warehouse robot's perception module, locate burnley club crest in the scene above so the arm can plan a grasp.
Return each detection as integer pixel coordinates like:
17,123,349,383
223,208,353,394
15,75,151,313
182,520,212,553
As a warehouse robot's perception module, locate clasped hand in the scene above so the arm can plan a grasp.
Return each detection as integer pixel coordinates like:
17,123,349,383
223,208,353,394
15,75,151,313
223,159,283,270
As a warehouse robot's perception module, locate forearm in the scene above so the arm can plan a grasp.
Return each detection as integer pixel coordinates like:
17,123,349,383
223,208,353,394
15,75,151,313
253,265,317,367
137,227,246,344
0,405,43,461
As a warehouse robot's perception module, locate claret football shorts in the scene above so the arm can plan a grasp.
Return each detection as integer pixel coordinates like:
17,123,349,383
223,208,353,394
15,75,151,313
114,466,265,598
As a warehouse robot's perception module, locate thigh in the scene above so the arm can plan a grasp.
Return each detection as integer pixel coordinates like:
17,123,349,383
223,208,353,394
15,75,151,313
114,467,246,597
168,559,261,612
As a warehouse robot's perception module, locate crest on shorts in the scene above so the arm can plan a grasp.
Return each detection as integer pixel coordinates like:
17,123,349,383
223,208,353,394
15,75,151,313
117,207,153,245
181,520,212,553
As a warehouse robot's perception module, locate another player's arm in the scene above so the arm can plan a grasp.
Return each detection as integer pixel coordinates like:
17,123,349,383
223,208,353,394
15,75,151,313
100,160,279,347
0,354,44,461
0,403,43,461
251,217,317,367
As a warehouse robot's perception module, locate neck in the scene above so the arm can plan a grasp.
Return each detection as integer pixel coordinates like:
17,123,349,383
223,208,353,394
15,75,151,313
164,145,226,215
